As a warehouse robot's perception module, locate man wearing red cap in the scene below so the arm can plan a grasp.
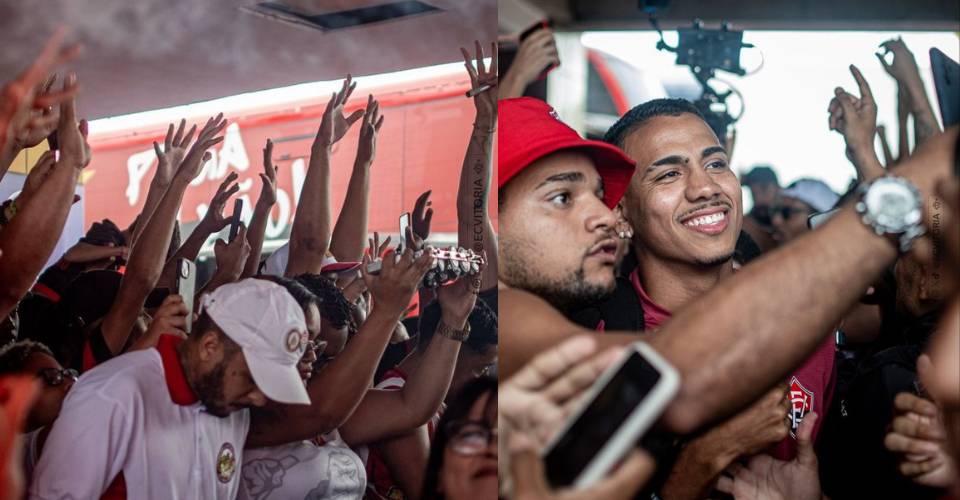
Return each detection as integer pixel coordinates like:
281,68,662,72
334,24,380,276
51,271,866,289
498,95,957,440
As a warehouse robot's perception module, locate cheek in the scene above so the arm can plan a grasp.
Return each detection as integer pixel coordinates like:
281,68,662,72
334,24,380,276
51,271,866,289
440,452,473,490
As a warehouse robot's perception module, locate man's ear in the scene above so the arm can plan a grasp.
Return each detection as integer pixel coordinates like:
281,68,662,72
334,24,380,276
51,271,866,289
196,330,223,364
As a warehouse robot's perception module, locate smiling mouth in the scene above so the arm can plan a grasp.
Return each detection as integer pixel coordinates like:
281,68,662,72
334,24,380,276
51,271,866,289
679,208,729,235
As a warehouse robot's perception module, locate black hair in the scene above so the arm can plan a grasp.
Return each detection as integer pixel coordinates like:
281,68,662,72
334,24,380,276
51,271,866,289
0,340,55,375
422,376,497,500
257,275,318,311
417,299,498,355
603,98,706,149
192,311,241,358
294,273,356,334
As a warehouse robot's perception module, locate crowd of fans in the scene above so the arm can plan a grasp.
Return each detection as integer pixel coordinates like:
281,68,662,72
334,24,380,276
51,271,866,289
498,27,959,500
0,30,498,500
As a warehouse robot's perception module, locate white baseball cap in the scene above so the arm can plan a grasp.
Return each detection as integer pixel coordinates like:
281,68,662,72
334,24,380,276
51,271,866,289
200,279,310,405
780,178,840,213
262,242,359,277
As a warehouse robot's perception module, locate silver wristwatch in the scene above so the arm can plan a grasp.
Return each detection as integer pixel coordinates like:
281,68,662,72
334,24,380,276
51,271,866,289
854,175,925,253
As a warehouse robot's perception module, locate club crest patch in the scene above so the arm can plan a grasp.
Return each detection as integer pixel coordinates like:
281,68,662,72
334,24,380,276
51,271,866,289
788,376,814,438
284,330,306,353
216,442,237,483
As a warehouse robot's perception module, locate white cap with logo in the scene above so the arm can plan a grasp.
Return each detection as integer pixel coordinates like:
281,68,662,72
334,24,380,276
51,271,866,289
200,278,311,405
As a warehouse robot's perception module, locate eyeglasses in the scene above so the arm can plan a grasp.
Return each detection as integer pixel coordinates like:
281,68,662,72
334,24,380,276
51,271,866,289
37,367,78,387
446,420,497,456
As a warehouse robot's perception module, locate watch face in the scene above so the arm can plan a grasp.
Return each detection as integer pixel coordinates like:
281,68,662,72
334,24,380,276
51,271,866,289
865,179,920,230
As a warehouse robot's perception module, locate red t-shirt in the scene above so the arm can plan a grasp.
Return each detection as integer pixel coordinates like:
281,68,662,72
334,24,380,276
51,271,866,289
629,268,837,460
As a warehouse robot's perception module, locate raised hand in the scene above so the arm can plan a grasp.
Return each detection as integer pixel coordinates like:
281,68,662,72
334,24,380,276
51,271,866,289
715,384,791,458
460,41,498,119
1,28,81,158
314,75,364,150
55,73,90,170
716,413,822,500
360,245,433,317
411,190,434,241
258,139,279,208
197,172,239,233
367,231,392,259
212,223,251,283
146,294,190,339
153,119,197,185
501,28,558,100
176,113,227,181
12,75,60,150
356,94,385,165
17,150,56,205
436,251,485,327
877,38,922,85
828,65,883,181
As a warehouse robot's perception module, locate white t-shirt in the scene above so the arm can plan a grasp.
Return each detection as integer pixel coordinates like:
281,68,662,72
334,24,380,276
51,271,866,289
29,335,250,500
239,430,366,500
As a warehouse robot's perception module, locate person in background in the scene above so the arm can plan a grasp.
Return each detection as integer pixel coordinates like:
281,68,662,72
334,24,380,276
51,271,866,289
771,178,839,244
740,165,781,251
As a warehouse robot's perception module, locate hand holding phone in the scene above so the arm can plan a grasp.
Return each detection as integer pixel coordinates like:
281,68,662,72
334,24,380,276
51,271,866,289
516,20,559,82
175,259,197,333
228,198,243,241
398,212,411,253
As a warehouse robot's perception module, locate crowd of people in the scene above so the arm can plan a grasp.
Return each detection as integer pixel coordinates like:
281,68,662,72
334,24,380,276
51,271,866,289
498,27,959,500
0,30,498,500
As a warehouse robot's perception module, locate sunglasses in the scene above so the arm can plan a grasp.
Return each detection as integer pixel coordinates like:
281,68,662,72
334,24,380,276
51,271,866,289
37,367,78,387
446,420,497,456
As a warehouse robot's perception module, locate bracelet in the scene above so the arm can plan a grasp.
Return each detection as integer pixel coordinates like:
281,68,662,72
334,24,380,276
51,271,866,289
435,319,470,342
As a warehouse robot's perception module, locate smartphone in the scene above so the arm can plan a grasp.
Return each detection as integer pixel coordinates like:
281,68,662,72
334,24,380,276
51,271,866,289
398,212,411,253
176,259,197,333
228,199,243,241
543,342,680,489
807,207,840,230
519,20,558,80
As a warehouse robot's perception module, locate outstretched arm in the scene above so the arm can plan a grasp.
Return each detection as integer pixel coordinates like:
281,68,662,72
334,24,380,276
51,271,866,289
330,94,383,262
457,42,498,291
286,76,363,277
100,114,227,355
877,38,941,148
242,140,278,278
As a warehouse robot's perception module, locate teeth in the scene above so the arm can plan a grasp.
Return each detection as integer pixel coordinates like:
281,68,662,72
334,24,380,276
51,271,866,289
684,212,725,227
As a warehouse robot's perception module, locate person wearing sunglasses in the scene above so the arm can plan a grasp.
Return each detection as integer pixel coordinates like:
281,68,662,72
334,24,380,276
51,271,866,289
0,340,77,485
421,376,497,500
771,178,840,244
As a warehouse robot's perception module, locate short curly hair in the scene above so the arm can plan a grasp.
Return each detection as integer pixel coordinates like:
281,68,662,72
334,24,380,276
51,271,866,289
294,273,356,334
0,340,55,375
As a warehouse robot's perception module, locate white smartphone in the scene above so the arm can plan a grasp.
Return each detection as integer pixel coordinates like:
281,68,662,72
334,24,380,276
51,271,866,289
542,341,680,489
398,212,411,253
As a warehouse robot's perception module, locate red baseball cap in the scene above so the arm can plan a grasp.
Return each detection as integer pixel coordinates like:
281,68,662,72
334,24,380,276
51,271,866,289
498,97,636,208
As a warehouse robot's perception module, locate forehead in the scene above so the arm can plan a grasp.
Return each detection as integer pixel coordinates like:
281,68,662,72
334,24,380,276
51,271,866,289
468,390,498,424
304,304,321,338
621,114,719,163
25,351,61,371
505,151,600,199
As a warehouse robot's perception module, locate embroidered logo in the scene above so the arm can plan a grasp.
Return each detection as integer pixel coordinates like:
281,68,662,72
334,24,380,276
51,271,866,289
285,330,306,353
788,376,814,438
216,442,237,483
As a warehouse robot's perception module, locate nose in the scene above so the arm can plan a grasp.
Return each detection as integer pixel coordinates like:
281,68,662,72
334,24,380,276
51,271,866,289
684,165,723,203
584,197,617,235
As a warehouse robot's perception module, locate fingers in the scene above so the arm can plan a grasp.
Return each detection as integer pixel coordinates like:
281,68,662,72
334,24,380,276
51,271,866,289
377,235,392,255
233,222,248,243
164,123,174,150
18,27,82,97
849,64,874,103
58,72,78,125
885,429,943,456
474,40,486,75
542,346,624,405
894,390,940,417
173,118,186,146
491,41,498,78
795,412,818,467
181,124,197,147
460,47,480,85
346,109,365,126
506,335,599,390
263,138,275,174
892,412,947,441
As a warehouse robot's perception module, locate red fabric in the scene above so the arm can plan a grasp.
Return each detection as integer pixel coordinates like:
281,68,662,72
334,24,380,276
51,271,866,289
156,334,199,406
100,473,126,500
30,283,61,303
498,97,635,208
630,271,836,458
82,341,96,373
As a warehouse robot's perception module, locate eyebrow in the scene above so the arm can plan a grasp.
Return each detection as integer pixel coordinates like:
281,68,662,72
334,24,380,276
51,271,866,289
701,145,727,159
645,145,729,176
535,171,586,190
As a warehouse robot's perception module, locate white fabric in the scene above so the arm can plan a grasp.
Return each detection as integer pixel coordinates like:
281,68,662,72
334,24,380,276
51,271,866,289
262,242,290,277
238,430,366,500
201,278,309,405
28,349,251,500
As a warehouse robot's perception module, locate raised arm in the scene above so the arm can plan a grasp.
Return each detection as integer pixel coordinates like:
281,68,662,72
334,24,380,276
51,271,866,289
877,38,941,148
0,73,87,318
828,64,884,183
457,43,498,291
100,114,227,355
247,245,433,448
242,140,278,278
330,94,383,262
131,120,195,247
339,264,482,445
286,76,364,277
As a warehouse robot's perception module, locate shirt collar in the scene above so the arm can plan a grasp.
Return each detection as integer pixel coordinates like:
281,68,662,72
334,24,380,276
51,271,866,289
157,334,199,406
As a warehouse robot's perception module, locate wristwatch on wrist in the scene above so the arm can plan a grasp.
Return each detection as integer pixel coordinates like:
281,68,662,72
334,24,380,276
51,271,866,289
435,319,471,342
855,175,925,253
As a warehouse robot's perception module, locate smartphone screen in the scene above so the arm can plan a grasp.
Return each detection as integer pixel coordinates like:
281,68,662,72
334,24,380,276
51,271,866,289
228,198,243,241
398,212,411,252
544,351,664,487
176,259,197,333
